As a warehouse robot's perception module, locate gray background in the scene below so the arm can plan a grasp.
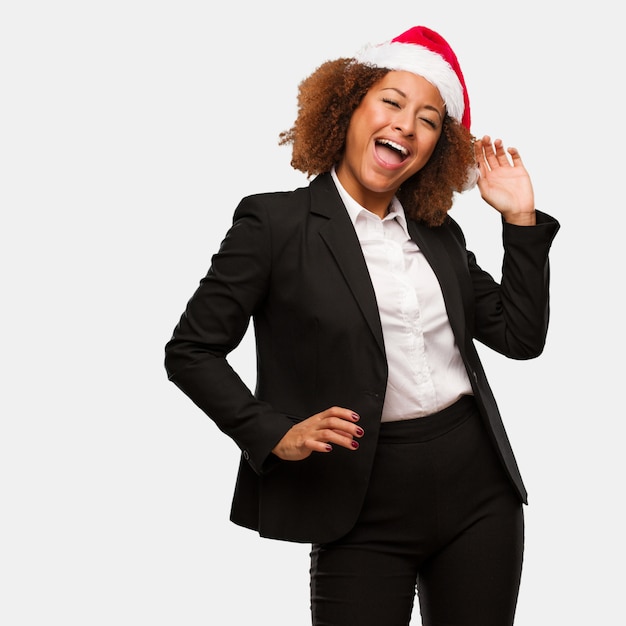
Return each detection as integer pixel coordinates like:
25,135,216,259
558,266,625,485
2,1,623,623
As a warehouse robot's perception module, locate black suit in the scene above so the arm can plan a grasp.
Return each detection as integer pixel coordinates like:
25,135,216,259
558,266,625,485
164,172,559,544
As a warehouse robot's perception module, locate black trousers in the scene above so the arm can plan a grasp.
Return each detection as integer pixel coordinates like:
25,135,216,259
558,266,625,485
310,396,524,626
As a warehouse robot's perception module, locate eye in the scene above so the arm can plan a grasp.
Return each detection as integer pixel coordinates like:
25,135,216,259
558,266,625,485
382,98,401,108
420,117,438,129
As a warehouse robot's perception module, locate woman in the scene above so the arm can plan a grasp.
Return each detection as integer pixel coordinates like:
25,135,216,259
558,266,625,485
164,25,559,626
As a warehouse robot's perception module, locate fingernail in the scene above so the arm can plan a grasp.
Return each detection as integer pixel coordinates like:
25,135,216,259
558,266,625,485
351,441,359,449
351,413,360,421
355,427,364,437
325,444,333,452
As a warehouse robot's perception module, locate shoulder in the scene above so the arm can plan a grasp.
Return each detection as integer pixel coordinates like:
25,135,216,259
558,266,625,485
232,173,337,228
233,182,311,223
442,214,466,242
414,213,468,250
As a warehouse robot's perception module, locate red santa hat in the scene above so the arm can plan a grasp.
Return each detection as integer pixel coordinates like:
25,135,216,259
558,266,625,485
354,26,471,130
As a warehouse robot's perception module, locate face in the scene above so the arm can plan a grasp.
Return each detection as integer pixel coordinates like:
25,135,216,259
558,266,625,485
336,70,445,215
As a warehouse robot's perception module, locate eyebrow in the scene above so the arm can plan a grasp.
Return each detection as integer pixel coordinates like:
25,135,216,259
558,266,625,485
381,87,444,120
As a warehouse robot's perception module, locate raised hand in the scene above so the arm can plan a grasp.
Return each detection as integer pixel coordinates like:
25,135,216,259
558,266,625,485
474,135,536,226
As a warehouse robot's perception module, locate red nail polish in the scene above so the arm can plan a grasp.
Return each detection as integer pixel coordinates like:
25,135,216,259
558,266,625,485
355,427,364,437
351,440,359,449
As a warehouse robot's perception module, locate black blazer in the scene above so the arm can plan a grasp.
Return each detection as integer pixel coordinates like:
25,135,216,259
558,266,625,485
164,172,559,544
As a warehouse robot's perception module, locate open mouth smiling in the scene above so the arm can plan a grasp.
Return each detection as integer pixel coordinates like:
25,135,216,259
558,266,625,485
374,138,409,165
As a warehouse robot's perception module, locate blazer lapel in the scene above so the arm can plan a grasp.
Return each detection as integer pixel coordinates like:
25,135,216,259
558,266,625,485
307,175,469,356
309,175,386,355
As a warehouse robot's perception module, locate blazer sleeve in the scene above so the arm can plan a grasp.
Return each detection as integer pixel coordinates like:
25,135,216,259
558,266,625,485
466,210,560,359
164,197,293,474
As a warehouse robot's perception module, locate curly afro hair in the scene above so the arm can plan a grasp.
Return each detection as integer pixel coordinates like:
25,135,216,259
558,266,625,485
278,58,476,227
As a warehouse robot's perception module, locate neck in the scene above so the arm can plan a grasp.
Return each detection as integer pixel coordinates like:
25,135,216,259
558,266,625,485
366,202,391,219
332,165,396,219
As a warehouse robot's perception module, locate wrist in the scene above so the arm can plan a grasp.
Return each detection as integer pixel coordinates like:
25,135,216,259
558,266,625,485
503,210,536,226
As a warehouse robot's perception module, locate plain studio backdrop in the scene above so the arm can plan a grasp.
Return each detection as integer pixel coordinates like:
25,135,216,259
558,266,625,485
1,2,624,624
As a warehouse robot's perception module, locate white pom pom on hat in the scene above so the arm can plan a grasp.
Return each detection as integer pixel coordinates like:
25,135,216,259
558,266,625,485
354,26,471,130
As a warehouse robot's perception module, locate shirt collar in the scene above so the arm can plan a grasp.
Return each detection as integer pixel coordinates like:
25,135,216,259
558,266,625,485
330,167,410,237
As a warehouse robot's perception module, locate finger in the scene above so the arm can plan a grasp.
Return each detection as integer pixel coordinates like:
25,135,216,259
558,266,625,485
303,439,335,454
319,406,361,423
320,428,361,450
473,140,488,179
302,407,365,453
316,408,364,440
322,416,364,437
330,425,365,442
507,146,524,166
482,136,500,168
307,421,365,450
493,138,511,165
311,423,363,449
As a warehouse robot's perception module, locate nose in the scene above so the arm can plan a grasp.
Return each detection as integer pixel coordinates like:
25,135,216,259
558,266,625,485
393,111,415,137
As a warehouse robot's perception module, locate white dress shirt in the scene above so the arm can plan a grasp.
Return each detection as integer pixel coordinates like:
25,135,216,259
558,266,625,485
331,169,472,421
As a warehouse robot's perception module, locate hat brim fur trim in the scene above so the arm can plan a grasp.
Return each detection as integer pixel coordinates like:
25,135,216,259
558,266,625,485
354,41,464,124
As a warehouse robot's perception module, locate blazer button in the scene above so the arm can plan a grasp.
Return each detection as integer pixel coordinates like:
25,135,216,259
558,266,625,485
243,450,250,460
